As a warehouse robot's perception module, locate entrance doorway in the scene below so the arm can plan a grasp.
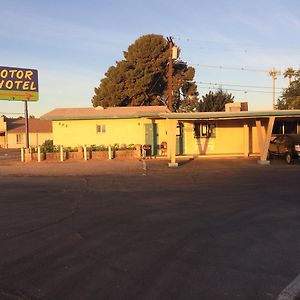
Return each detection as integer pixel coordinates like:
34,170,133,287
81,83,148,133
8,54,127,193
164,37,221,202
145,123,158,155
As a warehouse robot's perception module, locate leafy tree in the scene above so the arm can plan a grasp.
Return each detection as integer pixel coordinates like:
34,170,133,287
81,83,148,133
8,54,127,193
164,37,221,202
276,69,300,109
197,89,234,112
275,98,288,110
92,34,197,111
172,62,198,111
15,115,35,119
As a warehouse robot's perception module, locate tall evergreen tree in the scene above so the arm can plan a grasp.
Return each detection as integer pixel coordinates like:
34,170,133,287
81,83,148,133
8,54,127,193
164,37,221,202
92,34,198,111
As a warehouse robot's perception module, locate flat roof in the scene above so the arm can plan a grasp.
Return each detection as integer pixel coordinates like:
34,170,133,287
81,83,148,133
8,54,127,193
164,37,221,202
41,106,171,120
159,110,300,120
41,106,300,121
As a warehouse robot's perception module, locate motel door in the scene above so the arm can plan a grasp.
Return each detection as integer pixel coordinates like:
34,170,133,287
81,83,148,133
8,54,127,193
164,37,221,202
176,123,184,155
145,123,158,155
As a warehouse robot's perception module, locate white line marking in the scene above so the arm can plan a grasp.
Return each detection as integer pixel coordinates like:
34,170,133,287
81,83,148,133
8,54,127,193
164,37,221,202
142,160,147,175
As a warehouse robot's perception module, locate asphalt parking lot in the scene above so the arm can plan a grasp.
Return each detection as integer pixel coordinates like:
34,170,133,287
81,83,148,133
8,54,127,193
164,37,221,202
0,157,300,300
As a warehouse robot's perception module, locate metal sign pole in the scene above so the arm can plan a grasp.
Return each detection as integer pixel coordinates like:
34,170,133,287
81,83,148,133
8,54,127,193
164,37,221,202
24,100,29,148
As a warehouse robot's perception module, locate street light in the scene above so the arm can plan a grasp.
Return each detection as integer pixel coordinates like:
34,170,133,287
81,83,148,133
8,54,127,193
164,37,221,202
269,68,281,110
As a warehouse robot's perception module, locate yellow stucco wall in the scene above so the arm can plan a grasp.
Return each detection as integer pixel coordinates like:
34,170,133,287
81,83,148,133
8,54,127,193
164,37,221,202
0,136,5,148
51,117,268,155
183,119,264,155
0,116,6,132
52,118,168,147
215,120,245,154
249,125,262,154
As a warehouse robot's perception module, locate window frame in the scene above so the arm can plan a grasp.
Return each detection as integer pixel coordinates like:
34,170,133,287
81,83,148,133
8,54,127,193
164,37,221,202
16,133,23,144
96,124,106,134
194,122,216,138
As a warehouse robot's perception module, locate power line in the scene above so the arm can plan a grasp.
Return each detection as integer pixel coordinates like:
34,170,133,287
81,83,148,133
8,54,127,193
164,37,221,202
0,112,24,115
192,63,269,73
172,35,191,42
197,81,284,90
173,35,300,56
198,85,280,94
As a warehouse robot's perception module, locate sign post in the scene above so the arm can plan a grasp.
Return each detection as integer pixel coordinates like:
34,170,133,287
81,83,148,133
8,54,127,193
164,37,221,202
24,100,29,148
0,66,39,148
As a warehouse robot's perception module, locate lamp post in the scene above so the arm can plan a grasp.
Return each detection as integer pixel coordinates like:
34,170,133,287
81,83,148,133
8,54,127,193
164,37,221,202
166,37,178,112
269,68,281,110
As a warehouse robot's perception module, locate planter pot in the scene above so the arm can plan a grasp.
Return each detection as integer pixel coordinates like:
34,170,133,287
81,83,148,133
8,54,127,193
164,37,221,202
67,151,84,160
114,149,139,159
31,152,45,161
91,151,108,160
45,152,66,161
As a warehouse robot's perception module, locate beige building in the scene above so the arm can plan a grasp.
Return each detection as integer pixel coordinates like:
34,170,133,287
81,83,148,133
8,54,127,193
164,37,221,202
0,117,52,148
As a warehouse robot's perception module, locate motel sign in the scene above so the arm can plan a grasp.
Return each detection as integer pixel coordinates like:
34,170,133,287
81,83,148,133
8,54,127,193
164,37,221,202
0,66,39,101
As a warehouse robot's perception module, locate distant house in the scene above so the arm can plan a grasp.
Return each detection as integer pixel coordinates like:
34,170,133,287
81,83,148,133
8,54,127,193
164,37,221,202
0,116,52,148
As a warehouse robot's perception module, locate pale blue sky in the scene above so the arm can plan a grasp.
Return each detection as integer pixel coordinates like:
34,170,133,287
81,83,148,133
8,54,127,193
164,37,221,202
1,0,300,116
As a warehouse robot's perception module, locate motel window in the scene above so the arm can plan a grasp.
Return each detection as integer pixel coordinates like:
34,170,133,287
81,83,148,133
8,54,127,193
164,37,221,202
176,123,183,136
16,133,23,144
272,121,298,134
285,121,297,134
96,124,106,134
194,123,216,138
272,121,283,134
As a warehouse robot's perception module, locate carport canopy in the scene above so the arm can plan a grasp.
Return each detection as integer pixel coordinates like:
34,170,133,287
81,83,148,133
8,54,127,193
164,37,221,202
158,110,300,166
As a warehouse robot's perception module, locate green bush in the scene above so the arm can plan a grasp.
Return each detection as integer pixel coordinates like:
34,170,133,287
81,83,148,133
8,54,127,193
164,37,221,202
88,144,108,151
40,140,59,153
113,143,136,150
87,144,136,151
64,146,78,152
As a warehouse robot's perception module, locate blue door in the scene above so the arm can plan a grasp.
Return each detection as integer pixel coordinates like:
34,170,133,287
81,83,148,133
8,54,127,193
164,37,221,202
145,123,158,155
176,123,184,155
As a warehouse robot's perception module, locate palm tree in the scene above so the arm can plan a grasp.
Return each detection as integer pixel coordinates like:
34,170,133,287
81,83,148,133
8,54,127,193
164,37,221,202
283,67,296,84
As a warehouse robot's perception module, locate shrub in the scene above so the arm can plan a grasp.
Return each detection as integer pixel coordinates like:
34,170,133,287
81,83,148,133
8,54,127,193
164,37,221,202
87,144,136,151
40,140,59,153
64,146,78,152
113,144,136,150
88,144,108,151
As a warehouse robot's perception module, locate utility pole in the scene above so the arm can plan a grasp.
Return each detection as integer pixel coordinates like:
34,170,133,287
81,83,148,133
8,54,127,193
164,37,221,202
166,36,178,112
269,68,281,110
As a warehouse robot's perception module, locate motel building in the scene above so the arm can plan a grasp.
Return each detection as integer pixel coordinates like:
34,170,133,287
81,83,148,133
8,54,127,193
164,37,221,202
41,103,300,166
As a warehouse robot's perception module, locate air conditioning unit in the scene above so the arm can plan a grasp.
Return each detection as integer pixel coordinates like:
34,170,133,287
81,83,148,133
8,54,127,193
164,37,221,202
225,102,248,112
